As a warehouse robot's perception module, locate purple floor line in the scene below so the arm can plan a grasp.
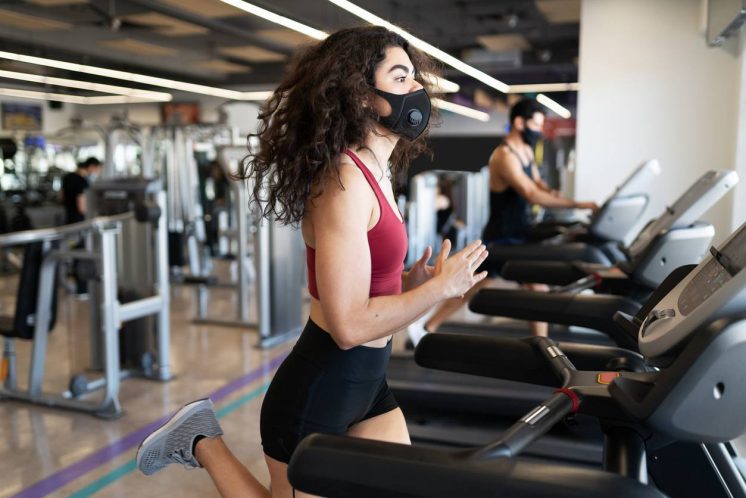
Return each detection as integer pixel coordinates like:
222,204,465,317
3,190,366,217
12,351,289,498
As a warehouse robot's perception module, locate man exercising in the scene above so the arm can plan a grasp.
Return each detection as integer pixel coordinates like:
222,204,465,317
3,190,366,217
408,98,598,344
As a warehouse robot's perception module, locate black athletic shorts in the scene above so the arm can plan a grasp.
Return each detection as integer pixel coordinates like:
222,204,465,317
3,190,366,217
260,318,398,463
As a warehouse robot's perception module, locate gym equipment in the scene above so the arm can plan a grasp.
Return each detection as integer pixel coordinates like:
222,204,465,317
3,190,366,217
484,169,736,267
532,158,661,246
0,207,168,418
386,170,736,455
405,159,660,267
190,146,304,348
463,169,738,350
71,177,172,417
288,221,746,498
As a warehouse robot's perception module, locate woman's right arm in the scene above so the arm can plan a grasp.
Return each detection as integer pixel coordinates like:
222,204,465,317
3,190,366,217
313,165,487,349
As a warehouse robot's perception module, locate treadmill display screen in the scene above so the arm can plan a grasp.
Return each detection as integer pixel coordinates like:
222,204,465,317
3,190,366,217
678,228,746,315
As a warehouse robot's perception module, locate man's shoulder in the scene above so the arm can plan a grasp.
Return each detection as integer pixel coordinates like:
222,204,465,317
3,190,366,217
490,145,515,168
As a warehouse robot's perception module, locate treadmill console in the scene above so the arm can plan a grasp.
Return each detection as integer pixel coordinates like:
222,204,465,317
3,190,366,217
613,158,661,198
638,222,746,358
626,170,737,260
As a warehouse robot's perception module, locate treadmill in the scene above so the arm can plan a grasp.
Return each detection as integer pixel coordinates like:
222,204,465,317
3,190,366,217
482,169,737,267
468,169,740,350
530,158,661,247
288,222,746,498
386,170,737,457
441,169,738,342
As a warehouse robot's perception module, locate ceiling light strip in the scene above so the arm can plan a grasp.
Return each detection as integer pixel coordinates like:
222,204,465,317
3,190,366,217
509,82,579,93
0,87,159,105
217,0,459,95
537,93,572,119
0,50,248,100
0,69,171,101
218,0,328,40
433,98,490,122
422,74,459,93
324,0,509,94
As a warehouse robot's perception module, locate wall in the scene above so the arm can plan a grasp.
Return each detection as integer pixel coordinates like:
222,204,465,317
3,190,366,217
0,96,78,136
430,109,508,137
74,94,261,138
576,0,743,242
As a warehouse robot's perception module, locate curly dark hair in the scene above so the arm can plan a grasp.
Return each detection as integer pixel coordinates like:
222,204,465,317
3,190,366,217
238,26,441,226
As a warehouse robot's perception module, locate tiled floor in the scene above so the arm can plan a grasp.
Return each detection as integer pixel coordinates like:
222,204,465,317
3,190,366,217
0,265,295,498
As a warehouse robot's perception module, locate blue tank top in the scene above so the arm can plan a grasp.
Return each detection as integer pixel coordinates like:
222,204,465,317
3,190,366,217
482,142,534,242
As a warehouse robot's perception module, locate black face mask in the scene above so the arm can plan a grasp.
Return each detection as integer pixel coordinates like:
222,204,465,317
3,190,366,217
374,88,431,140
521,127,543,148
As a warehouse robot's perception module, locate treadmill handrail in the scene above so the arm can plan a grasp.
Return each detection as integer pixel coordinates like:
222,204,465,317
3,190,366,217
0,213,130,248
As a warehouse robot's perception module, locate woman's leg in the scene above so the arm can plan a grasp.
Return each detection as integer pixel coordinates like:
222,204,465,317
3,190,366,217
271,408,410,498
264,454,323,498
195,437,271,498
347,407,410,444
425,279,490,333
525,283,549,337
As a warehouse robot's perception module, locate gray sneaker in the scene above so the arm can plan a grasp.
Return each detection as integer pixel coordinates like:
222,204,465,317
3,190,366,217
136,398,223,476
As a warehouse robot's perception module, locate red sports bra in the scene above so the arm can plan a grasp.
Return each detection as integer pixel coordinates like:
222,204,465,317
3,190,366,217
306,149,408,300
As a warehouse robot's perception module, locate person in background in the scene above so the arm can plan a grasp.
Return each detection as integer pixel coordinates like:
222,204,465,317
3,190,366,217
61,156,102,296
407,98,598,345
61,156,102,224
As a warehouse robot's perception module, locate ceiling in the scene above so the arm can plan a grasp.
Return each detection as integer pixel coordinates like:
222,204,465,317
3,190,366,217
0,0,580,107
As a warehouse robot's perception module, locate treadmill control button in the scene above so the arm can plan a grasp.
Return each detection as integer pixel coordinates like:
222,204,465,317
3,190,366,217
597,372,621,385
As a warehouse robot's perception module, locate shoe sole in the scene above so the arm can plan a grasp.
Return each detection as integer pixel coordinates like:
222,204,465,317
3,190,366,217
136,398,213,474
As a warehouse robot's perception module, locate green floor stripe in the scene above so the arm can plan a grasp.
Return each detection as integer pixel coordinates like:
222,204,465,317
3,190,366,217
66,381,271,498
67,461,136,498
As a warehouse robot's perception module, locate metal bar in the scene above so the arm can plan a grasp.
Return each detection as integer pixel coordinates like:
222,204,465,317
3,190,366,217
256,216,271,341
467,391,574,460
236,177,251,323
28,243,57,396
154,190,171,381
0,214,129,248
99,228,122,417
118,296,164,323
536,338,576,385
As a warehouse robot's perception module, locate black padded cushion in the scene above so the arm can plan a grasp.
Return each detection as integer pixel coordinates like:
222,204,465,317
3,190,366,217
1,243,58,339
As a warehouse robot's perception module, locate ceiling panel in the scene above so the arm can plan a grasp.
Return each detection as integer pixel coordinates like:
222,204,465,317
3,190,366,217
218,45,286,63
193,59,251,73
99,38,179,56
536,0,581,23
122,12,209,36
477,34,531,52
0,8,71,30
157,0,246,19
24,0,88,5
256,28,315,47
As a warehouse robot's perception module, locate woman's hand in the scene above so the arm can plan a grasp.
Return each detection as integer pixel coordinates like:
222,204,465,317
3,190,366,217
403,245,435,292
433,239,489,299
